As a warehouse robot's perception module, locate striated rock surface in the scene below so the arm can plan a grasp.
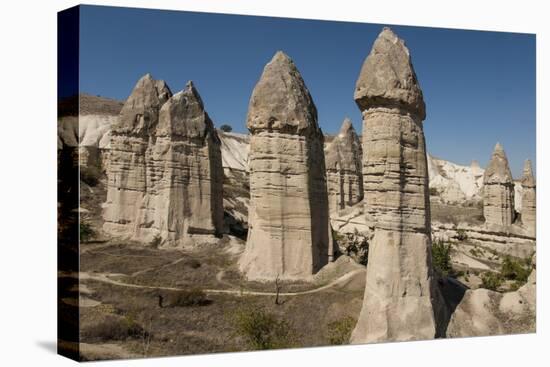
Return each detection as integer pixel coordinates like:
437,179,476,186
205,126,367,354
324,118,364,213
138,81,224,245
103,74,172,239
239,51,333,281
351,27,443,344
521,159,536,235
483,143,515,227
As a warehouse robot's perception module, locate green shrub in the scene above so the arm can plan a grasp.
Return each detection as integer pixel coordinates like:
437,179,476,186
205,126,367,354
501,256,531,283
429,187,439,196
326,316,356,345
432,239,452,276
220,124,233,133
342,229,369,266
231,305,295,350
481,271,503,291
79,221,95,242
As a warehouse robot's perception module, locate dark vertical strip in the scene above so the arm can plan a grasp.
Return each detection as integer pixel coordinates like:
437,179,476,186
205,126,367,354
57,5,80,361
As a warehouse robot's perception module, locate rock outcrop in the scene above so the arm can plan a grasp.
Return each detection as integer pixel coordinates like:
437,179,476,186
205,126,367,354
483,143,515,227
239,51,333,281
447,255,536,337
103,74,172,238
141,81,224,244
521,159,536,235
324,118,364,213
350,27,443,344
103,75,224,245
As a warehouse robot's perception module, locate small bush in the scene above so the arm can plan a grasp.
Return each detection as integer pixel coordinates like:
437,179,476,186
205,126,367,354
469,247,483,258
220,124,233,133
501,256,531,283
149,234,162,248
429,187,439,196
84,315,144,341
344,230,369,266
432,239,452,276
326,316,356,345
456,229,468,241
80,166,101,187
80,221,95,242
481,271,503,291
164,289,208,307
231,305,295,350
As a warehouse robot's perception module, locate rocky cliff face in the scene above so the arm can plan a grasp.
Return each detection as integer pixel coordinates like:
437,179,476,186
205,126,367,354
483,143,515,227
521,159,536,235
103,74,172,239
350,27,443,344
324,118,363,213
239,51,333,281
428,155,484,204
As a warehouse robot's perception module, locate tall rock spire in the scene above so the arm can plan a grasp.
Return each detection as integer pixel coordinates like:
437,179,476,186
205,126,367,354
144,81,224,245
239,51,333,280
103,73,172,237
324,117,364,212
483,143,515,227
521,159,536,235
350,27,443,344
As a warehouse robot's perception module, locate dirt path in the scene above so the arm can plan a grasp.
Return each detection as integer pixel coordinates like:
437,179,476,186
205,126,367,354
60,269,365,297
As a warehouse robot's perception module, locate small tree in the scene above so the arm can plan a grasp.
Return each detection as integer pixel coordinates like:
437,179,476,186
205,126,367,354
220,124,233,133
231,305,295,350
432,239,452,276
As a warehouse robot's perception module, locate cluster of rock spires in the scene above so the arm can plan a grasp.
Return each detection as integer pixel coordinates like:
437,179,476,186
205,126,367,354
85,25,536,344
350,27,442,343
239,51,333,281
482,143,536,235
324,118,364,213
103,74,224,246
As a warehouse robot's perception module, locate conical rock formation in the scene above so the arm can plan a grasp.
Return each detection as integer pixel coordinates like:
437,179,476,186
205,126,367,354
239,51,333,281
325,118,363,212
350,27,443,344
483,143,515,227
103,76,224,245
139,81,224,244
521,159,536,235
103,74,172,237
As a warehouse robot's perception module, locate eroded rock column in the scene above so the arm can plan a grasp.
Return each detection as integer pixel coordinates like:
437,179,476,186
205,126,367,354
137,81,224,245
103,74,172,237
521,159,536,235
239,51,333,281
325,118,364,213
351,28,441,343
483,143,515,227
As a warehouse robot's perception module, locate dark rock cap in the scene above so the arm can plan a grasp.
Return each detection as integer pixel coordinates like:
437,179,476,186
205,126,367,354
156,80,218,141
354,27,426,119
115,73,172,135
484,143,513,184
246,51,320,135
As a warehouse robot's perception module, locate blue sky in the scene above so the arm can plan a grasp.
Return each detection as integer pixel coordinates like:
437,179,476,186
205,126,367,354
78,5,536,178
